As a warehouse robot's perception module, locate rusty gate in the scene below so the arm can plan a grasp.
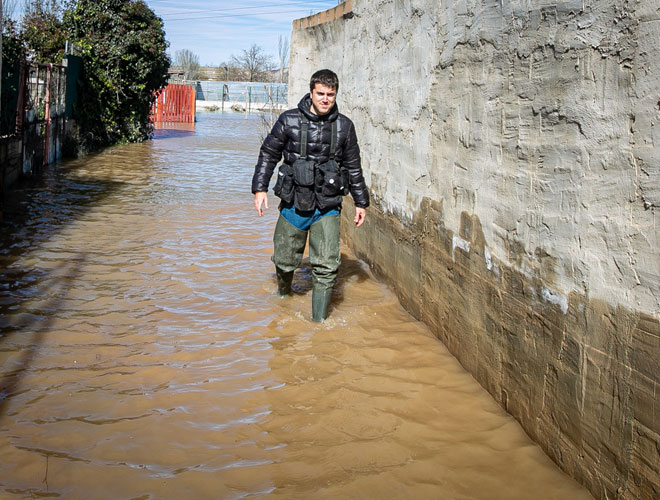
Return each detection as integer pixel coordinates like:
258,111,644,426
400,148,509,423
20,63,68,173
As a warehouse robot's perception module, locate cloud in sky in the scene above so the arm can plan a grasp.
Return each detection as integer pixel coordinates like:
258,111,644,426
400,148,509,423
144,0,340,66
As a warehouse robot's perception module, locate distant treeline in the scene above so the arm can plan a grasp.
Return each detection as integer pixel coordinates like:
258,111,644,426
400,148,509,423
169,65,288,84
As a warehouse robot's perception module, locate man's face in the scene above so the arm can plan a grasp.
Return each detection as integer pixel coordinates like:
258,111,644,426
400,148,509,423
310,83,337,116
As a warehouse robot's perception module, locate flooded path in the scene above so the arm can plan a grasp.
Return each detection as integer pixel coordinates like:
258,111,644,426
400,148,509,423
0,113,591,499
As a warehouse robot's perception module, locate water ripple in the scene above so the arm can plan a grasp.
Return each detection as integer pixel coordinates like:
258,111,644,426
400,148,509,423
0,113,590,500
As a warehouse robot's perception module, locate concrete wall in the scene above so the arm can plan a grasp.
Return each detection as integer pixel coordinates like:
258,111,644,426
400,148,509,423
0,136,23,192
289,1,660,499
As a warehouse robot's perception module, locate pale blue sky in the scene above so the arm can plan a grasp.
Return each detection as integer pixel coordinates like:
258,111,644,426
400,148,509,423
143,0,341,66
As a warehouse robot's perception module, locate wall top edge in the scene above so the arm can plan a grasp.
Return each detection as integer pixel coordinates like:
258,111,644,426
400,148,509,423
292,0,353,31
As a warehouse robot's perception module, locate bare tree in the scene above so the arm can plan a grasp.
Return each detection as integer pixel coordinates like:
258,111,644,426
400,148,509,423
174,48,201,80
217,62,243,82
278,35,289,84
22,0,62,16
230,44,274,82
2,0,19,19
258,86,279,143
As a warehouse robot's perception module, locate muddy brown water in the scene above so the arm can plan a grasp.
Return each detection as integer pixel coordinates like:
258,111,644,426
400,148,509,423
0,113,591,499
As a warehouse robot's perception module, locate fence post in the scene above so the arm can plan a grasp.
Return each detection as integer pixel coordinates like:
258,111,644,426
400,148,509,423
190,85,196,123
43,64,52,167
16,63,25,135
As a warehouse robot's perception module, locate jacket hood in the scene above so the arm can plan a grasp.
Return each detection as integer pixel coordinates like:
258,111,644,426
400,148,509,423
297,93,339,122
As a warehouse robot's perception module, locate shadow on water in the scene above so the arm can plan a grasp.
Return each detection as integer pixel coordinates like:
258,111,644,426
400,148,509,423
152,122,196,140
152,129,196,140
1,156,124,238
0,162,124,416
278,253,370,309
0,256,84,416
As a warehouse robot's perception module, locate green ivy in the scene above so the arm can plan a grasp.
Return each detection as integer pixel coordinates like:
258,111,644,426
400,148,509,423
1,19,25,136
22,11,67,63
61,0,170,151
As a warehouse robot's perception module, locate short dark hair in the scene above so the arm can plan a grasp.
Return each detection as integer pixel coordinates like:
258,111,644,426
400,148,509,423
310,69,339,92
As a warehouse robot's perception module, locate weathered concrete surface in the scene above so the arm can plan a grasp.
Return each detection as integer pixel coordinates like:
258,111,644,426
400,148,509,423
0,136,23,191
290,1,660,499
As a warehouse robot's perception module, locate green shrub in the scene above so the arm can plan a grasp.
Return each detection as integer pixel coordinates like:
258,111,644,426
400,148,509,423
62,0,170,151
1,19,25,136
22,11,67,63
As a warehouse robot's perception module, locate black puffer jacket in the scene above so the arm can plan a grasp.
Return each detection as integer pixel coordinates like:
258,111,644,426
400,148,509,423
251,94,370,209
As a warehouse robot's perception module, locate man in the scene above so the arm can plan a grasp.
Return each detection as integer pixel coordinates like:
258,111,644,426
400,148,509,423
252,69,369,322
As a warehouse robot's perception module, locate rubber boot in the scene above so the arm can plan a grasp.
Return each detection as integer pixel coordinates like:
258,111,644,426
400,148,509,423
311,286,333,322
272,215,308,295
308,214,340,322
276,268,294,296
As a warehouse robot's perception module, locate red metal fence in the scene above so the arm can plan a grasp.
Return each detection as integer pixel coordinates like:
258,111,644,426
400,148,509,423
150,83,196,124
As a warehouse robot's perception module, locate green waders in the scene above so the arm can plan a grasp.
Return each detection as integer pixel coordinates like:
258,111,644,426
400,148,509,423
272,214,341,322
272,216,307,296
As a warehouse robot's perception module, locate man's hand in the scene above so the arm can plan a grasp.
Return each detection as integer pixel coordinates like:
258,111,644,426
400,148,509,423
354,207,366,227
254,191,268,216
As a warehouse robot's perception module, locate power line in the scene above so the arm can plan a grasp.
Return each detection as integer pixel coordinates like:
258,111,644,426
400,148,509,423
159,0,335,18
163,8,328,22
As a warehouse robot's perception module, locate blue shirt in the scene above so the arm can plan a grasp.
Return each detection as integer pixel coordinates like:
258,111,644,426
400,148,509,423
280,202,339,231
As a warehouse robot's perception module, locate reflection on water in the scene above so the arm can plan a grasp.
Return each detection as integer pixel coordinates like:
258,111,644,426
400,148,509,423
0,113,591,499
153,121,197,139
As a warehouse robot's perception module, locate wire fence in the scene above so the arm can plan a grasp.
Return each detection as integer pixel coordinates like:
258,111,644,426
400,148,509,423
23,64,67,125
194,81,288,105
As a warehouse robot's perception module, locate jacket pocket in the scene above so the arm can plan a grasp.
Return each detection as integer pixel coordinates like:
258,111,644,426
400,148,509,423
318,160,343,196
294,186,316,211
316,160,344,210
292,159,315,186
274,163,294,202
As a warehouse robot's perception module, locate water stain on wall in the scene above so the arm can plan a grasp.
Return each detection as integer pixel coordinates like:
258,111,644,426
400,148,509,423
342,197,660,500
